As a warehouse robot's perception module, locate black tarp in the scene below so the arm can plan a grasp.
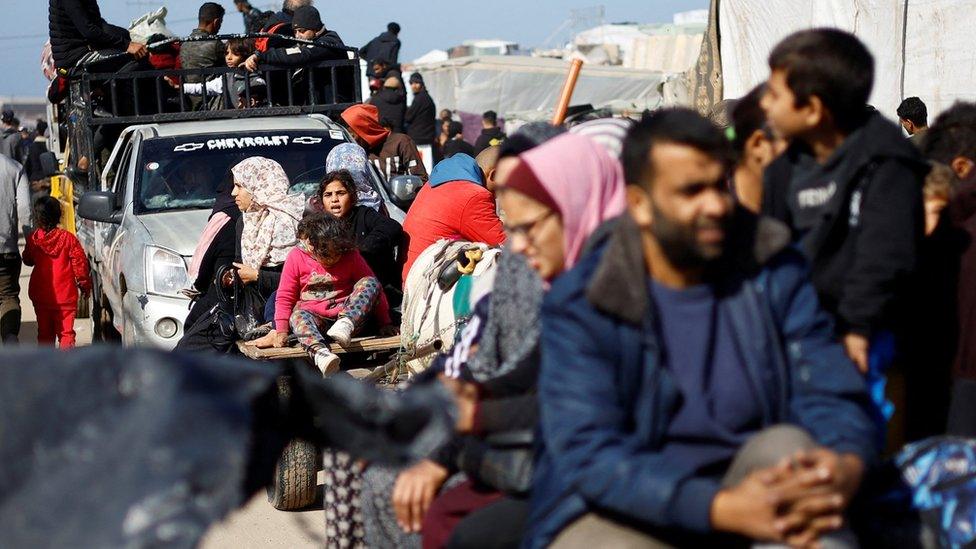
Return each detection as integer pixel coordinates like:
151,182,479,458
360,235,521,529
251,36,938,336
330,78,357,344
0,347,452,548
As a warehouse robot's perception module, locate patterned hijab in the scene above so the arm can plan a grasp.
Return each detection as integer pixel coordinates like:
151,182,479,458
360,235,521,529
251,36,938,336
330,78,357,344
326,143,382,211
231,157,305,269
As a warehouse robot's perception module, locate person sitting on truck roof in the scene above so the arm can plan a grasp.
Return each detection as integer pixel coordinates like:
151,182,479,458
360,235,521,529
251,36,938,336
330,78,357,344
180,2,226,87
243,5,346,72
243,5,353,106
341,103,428,181
48,0,148,72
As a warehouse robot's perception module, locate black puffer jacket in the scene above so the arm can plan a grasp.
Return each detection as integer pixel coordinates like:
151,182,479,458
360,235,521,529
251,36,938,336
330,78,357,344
369,87,406,133
405,89,436,145
360,31,401,73
49,0,130,69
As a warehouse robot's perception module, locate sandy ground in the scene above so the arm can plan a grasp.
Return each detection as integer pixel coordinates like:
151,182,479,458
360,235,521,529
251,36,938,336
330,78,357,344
15,260,322,548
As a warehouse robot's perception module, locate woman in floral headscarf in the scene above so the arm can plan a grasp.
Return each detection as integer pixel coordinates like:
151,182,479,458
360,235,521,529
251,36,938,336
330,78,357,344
229,156,305,298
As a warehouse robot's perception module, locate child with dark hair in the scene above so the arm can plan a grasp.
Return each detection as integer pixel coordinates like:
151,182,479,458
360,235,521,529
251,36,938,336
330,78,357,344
22,197,91,348
179,39,264,109
760,28,927,375
252,212,391,374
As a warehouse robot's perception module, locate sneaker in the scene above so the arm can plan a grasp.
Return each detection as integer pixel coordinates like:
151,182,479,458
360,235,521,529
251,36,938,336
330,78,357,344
313,349,341,377
326,317,355,347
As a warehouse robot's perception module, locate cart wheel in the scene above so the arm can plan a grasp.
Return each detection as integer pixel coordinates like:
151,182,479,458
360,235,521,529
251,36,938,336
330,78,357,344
267,375,318,510
267,437,318,511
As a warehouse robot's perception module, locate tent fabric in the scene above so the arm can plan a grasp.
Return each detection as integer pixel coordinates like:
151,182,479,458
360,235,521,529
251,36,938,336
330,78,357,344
717,0,976,120
903,0,976,118
414,56,667,121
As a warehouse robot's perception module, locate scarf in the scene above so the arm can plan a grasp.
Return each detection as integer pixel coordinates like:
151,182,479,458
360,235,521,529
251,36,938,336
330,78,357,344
340,104,390,149
515,133,626,270
466,251,544,382
188,175,241,280
231,157,305,269
326,142,382,211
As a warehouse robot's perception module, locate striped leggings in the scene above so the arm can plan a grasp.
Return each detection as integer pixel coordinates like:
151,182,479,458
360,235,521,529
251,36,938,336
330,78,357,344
289,276,382,353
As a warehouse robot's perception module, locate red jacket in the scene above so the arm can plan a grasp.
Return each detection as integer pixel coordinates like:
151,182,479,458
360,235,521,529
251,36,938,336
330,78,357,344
23,227,92,309
401,180,505,282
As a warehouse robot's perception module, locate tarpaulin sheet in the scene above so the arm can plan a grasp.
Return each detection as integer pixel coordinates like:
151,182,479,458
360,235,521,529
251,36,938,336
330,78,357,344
719,0,906,120
0,347,452,548
903,0,976,119
416,56,667,122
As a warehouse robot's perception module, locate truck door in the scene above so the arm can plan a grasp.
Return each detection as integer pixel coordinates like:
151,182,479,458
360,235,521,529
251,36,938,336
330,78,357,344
98,136,136,316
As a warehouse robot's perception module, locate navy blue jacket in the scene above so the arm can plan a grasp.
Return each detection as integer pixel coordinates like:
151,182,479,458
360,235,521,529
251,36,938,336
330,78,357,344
525,213,879,547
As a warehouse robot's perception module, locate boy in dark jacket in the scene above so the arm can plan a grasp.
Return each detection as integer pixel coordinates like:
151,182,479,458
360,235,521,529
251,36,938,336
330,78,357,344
760,29,926,373
23,197,91,348
529,109,877,548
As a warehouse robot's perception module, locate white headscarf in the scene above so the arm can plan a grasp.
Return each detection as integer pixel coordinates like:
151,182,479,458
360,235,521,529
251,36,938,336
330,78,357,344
232,157,305,268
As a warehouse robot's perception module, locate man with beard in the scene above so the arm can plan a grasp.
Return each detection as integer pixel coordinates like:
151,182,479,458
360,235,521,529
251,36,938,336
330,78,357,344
527,108,878,549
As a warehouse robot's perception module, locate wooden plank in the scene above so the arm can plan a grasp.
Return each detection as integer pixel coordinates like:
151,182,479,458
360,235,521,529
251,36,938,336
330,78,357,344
237,335,402,361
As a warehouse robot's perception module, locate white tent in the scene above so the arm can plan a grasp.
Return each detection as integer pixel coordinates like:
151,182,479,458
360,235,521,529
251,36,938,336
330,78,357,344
718,0,976,120
412,55,670,121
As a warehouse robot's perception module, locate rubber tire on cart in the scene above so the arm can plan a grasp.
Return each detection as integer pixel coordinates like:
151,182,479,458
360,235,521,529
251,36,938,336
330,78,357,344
267,375,319,511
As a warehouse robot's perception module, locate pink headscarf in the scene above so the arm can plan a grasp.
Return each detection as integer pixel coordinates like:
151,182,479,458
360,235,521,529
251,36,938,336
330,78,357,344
517,133,626,269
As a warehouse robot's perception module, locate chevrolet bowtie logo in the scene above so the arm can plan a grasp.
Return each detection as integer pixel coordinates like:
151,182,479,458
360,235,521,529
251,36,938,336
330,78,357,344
173,143,205,152
293,137,323,145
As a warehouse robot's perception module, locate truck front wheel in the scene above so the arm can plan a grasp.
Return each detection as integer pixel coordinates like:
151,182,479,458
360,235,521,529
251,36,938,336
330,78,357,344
90,271,120,342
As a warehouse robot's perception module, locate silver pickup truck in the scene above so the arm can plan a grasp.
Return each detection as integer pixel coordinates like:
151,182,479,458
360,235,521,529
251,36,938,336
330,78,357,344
76,114,414,349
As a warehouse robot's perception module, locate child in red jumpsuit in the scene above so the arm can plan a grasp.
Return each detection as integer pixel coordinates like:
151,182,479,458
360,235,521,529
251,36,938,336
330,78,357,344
22,197,91,348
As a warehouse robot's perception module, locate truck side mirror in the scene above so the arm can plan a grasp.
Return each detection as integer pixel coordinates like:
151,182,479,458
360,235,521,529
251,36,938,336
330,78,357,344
389,175,423,203
39,151,60,178
78,191,122,224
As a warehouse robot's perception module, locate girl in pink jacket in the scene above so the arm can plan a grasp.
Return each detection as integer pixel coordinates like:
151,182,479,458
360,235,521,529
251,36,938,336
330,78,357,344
250,213,392,375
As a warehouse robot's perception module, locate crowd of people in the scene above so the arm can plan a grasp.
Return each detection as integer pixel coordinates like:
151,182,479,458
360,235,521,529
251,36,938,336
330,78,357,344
167,25,976,548
3,1,975,547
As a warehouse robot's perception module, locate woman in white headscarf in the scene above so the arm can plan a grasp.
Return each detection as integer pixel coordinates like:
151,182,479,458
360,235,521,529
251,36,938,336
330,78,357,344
229,156,305,297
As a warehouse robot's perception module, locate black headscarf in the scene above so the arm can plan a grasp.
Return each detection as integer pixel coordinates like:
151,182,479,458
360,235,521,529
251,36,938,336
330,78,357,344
211,172,241,221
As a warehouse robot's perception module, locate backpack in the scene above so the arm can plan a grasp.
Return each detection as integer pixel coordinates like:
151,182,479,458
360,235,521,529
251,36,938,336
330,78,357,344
255,22,288,53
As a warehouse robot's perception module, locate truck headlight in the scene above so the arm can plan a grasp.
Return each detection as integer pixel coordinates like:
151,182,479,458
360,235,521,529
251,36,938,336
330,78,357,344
145,247,189,298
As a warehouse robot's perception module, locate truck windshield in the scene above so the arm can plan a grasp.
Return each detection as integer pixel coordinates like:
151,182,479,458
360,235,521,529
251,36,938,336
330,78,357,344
135,131,347,214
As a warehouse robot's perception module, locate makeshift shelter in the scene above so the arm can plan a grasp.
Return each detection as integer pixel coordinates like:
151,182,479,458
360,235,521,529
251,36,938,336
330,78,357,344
412,55,674,132
691,0,976,120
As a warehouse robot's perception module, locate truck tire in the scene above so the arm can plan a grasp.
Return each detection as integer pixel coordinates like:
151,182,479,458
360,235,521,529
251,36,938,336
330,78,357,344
267,438,319,511
91,280,120,343
267,375,319,511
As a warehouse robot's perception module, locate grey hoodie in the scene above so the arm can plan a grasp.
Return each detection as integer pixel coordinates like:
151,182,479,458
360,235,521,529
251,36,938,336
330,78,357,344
0,155,30,255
